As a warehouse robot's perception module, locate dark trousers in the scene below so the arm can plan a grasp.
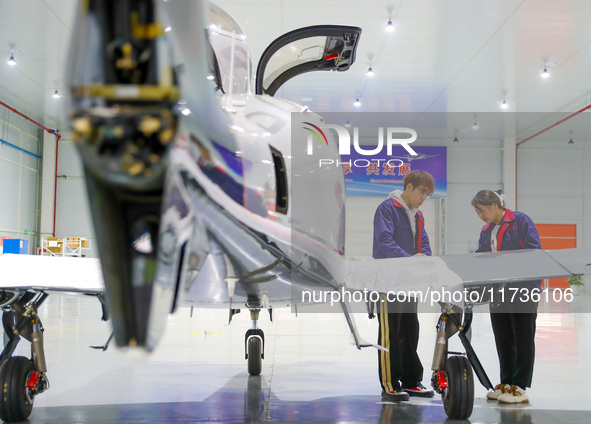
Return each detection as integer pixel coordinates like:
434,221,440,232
490,310,537,389
377,296,423,391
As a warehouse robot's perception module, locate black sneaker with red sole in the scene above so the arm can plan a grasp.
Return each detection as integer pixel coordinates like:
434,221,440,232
381,389,410,401
402,384,435,398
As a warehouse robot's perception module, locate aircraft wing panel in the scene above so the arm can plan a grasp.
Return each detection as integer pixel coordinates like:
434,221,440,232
0,254,104,293
344,247,591,294
344,255,462,294
438,248,590,284
543,247,591,276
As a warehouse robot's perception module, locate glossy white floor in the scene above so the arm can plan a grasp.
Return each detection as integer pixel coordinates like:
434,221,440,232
4,291,591,423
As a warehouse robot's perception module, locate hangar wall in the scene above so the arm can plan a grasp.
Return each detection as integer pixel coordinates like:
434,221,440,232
53,140,98,258
0,113,41,254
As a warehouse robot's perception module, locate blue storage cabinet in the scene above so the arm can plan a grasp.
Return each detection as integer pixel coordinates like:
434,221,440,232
3,239,29,254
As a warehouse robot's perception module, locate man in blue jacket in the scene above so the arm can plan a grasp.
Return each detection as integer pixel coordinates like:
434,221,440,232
373,170,435,401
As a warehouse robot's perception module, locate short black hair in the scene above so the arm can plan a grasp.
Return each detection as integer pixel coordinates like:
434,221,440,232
403,170,434,192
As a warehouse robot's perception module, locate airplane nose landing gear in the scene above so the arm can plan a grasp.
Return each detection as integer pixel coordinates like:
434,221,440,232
245,309,264,376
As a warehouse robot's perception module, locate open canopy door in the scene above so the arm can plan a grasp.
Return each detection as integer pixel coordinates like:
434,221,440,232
255,25,362,96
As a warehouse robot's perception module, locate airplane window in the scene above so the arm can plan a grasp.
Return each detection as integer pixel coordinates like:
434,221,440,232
270,147,288,214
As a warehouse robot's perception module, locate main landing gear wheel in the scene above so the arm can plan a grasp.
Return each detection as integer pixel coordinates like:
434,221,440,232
0,356,35,423
247,337,262,376
442,355,474,420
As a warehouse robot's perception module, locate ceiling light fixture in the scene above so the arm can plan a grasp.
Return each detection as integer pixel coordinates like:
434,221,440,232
344,121,352,129
541,67,550,78
52,90,61,99
353,98,361,107
385,20,395,32
165,26,172,32
568,138,574,144
500,99,509,110
472,122,479,130
7,54,16,66
452,136,459,142
366,66,375,77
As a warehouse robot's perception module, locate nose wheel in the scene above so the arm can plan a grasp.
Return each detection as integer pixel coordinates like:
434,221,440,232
247,336,263,376
244,309,264,376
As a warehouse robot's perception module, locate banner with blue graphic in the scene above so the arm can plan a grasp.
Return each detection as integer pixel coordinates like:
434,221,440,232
344,146,447,197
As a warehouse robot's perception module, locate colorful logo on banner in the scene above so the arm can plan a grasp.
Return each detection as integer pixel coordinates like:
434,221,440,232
343,146,447,198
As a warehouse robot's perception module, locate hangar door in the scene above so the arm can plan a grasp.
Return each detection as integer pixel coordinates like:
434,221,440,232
536,224,577,289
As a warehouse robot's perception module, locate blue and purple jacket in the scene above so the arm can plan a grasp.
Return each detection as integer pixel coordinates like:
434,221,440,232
476,209,542,289
372,198,431,259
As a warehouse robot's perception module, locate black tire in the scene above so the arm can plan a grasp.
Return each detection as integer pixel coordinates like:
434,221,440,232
0,356,35,423
247,337,262,376
442,355,474,420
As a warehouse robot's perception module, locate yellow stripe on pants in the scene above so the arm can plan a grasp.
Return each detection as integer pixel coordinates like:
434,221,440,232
379,293,394,392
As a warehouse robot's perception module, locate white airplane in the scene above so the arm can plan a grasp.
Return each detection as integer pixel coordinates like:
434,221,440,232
392,152,440,162
0,1,589,422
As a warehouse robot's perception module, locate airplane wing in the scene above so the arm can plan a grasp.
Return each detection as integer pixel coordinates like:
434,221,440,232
1,247,588,302
343,247,591,310
0,254,104,293
345,247,591,292
2,246,586,297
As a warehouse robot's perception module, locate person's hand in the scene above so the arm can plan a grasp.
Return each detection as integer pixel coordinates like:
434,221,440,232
413,253,426,257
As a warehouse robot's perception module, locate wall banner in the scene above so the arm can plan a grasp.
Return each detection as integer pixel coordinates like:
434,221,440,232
344,146,447,197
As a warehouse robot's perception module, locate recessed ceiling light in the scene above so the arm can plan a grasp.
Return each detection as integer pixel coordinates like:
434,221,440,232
472,122,479,130
7,54,16,66
353,98,361,107
500,100,509,110
52,90,61,99
366,67,375,77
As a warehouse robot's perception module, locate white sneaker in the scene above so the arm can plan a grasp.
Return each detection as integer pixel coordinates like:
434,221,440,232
497,385,529,404
486,383,510,400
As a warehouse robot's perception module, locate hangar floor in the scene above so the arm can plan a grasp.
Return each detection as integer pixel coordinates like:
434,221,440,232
5,291,591,423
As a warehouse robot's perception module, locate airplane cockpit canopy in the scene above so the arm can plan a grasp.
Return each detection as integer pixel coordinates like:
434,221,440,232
255,25,362,97
207,3,251,95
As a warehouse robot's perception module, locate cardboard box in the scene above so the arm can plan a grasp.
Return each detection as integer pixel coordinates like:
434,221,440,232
46,237,63,254
67,237,88,248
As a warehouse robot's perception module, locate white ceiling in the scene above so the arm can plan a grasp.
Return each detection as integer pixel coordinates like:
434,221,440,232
1,0,591,144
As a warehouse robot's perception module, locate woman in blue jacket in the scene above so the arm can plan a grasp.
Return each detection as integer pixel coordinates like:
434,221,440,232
472,189,541,404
